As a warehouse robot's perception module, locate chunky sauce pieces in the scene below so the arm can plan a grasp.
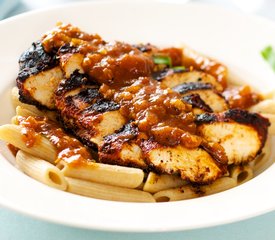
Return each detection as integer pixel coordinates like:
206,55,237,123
42,23,203,148
37,23,260,154
16,116,93,166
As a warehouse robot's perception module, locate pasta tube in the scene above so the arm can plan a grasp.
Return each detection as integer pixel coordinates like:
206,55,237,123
11,87,23,108
11,87,41,113
251,135,272,175
262,114,275,135
153,185,198,202
12,87,56,121
0,124,57,163
11,116,18,125
229,165,253,185
143,172,187,193
16,104,57,122
201,177,237,195
249,99,275,114
261,89,275,100
16,150,67,190
66,177,155,202
58,160,144,188
153,177,237,202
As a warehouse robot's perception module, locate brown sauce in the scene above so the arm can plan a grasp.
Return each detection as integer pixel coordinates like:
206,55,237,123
42,24,203,148
7,144,19,156
40,23,258,149
223,85,261,109
158,47,183,66
42,23,104,53
82,41,154,87
181,47,228,89
17,116,93,167
100,77,201,148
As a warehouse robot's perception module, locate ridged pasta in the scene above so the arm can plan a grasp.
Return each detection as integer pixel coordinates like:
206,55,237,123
143,172,187,193
66,177,155,202
58,160,144,188
16,150,67,190
0,124,57,164
153,177,237,202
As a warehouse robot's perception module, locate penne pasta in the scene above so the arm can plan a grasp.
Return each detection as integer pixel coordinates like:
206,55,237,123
12,87,57,121
0,124,57,163
57,160,144,188
11,116,18,125
16,150,67,190
11,87,23,108
262,114,275,135
66,177,155,202
251,135,272,175
16,105,57,122
11,87,41,112
201,177,237,195
153,185,198,202
229,165,253,185
143,172,187,193
261,89,275,100
153,177,237,202
15,102,42,117
249,99,275,114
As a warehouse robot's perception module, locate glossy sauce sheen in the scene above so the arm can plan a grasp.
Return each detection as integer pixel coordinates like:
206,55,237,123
100,78,201,148
223,85,261,109
17,116,93,166
41,24,258,148
42,24,203,148
181,47,228,89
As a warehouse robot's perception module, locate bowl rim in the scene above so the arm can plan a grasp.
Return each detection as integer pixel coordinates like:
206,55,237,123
0,0,275,232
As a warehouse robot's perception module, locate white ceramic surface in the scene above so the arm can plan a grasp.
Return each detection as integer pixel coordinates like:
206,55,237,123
0,0,275,232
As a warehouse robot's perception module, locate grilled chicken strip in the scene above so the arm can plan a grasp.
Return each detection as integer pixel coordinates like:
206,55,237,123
55,72,147,168
182,94,213,114
55,70,126,147
173,82,228,112
141,139,227,184
99,122,226,182
99,123,146,168
161,70,223,91
56,50,149,168
16,41,63,110
196,109,270,164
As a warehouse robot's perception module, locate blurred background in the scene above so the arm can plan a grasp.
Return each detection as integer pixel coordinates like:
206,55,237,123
1,0,275,21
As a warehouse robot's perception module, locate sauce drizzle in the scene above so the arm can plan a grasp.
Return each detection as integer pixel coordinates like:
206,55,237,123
17,116,93,167
41,23,202,148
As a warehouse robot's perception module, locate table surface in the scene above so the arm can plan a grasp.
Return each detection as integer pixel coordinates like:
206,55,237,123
1,0,275,239
1,207,275,240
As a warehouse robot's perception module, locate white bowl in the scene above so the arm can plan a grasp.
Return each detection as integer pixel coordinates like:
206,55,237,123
0,0,275,232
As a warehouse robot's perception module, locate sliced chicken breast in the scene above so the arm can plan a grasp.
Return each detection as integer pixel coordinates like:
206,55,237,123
196,109,270,164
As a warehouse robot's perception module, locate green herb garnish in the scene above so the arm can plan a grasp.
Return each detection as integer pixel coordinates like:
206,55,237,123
172,66,186,71
153,55,172,68
261,45,275,72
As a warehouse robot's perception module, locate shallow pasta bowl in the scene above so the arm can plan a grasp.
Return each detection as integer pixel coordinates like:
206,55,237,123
0,0,275,232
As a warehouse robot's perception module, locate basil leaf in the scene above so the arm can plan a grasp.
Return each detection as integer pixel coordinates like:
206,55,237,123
261,45,275,72
153,55,172,67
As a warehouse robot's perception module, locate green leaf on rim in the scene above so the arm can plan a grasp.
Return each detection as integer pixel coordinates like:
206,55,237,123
261,45,275,72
